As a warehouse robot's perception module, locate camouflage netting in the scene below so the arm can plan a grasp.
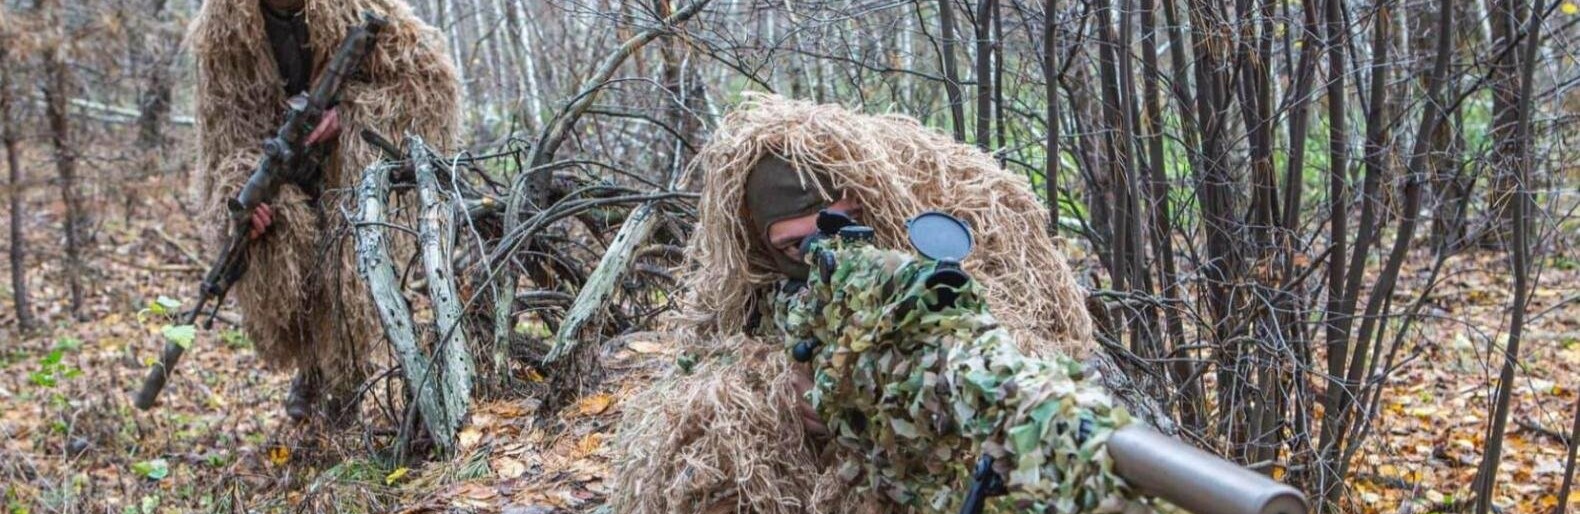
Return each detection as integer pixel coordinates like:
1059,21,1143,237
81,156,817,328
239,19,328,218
189,0,459,392
611,96,1099,513
774,239,1151,513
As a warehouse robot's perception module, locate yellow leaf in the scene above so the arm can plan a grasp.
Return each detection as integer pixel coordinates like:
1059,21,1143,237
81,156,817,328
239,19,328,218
267,446,290,466
573,394,615,417
385,467,409,485
1563,1,1578,15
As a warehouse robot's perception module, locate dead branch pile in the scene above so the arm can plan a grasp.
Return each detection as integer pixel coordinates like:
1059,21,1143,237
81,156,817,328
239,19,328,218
349,134,693,453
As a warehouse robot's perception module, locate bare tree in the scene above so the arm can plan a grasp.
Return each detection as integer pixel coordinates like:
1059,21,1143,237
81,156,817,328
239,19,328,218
1472,0,1546,511
36,0,85,319
1,5,31,331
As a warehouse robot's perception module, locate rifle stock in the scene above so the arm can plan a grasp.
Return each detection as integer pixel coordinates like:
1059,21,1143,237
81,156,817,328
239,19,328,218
133,13,387,410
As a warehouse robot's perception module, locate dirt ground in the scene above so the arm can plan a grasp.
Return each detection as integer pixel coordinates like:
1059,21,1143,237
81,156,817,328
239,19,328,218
1,162,1576,513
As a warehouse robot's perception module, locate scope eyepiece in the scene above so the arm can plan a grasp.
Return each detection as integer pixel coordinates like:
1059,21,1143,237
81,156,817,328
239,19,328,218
838,225,875,242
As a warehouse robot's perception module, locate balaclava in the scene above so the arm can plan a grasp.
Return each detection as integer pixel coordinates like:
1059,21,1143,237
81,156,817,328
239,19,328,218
744,155,836,280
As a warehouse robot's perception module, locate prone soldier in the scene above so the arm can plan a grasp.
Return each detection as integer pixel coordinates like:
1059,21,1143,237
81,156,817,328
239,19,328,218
609,95,1304,513
612,95,1098,513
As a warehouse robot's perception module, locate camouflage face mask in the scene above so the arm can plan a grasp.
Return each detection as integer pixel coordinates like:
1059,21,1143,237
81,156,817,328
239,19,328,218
744,155,835,280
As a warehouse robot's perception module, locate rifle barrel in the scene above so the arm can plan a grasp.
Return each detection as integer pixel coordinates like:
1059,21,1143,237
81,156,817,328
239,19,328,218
1108,426,1308,514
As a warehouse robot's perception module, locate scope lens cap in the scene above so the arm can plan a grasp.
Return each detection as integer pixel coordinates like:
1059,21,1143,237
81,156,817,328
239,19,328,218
907,211,974,261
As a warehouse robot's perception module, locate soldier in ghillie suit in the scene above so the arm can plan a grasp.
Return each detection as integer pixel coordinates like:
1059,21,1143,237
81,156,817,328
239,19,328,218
610,95,1103,513
190,0,459,421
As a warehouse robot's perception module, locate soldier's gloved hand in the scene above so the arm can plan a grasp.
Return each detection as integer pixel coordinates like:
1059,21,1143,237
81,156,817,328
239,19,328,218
249,203,275,240
305,107,341,146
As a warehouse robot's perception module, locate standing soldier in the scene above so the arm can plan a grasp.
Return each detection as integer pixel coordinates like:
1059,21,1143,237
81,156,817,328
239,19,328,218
189,0,459,421
610,94,1100,513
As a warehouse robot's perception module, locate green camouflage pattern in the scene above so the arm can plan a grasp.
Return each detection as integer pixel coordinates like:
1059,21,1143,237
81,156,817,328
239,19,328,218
772,235,1152,513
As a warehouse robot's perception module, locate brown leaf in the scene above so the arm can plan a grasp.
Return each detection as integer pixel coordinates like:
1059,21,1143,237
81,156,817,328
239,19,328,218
493,456,527,479
571,394,615,417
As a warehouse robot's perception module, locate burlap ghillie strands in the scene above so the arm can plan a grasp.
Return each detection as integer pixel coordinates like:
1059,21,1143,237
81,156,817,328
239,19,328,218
190,0,459,391
612,96,1098,513
675,93,1092,351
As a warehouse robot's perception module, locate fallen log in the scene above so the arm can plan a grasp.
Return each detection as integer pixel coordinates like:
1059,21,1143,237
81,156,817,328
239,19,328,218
544,201,662,365
409,135,475,434
354,160,457,454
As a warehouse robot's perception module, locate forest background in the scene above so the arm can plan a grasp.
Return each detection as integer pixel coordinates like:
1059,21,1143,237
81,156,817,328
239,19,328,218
1,0,1578,512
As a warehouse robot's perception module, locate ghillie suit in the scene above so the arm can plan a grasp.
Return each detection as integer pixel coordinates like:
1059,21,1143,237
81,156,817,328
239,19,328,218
190,0,459,410
611,95,1096,513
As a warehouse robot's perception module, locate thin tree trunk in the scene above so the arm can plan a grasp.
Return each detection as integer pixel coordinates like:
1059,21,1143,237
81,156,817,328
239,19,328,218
935,0,967,141
974,0,993,150
1139,0,1199,432
1314,0,1350,499
1,36,28,331
1336,0,1457,482
1483,0,1527,247
1042,0,1060,229
39,0,85,319
1473,0,1543,510
1556,392,1580,514
991,0,1005,162
137,0,172,149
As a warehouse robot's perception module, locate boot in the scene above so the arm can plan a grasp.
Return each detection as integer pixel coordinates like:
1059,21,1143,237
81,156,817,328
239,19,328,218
285,368,322,422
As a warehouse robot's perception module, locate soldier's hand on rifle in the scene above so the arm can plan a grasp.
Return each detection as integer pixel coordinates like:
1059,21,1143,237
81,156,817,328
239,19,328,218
249,203,275,240
305,107,341,146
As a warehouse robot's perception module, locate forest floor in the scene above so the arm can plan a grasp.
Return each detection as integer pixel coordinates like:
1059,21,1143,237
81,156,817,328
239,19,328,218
1,161,1577,513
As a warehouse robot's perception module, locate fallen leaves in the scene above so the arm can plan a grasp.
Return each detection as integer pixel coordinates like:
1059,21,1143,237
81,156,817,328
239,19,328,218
267,446,291,466
448,482,500,509
571,394,615,417
492,457,527,479
458,427,484,451
574,433,604,458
